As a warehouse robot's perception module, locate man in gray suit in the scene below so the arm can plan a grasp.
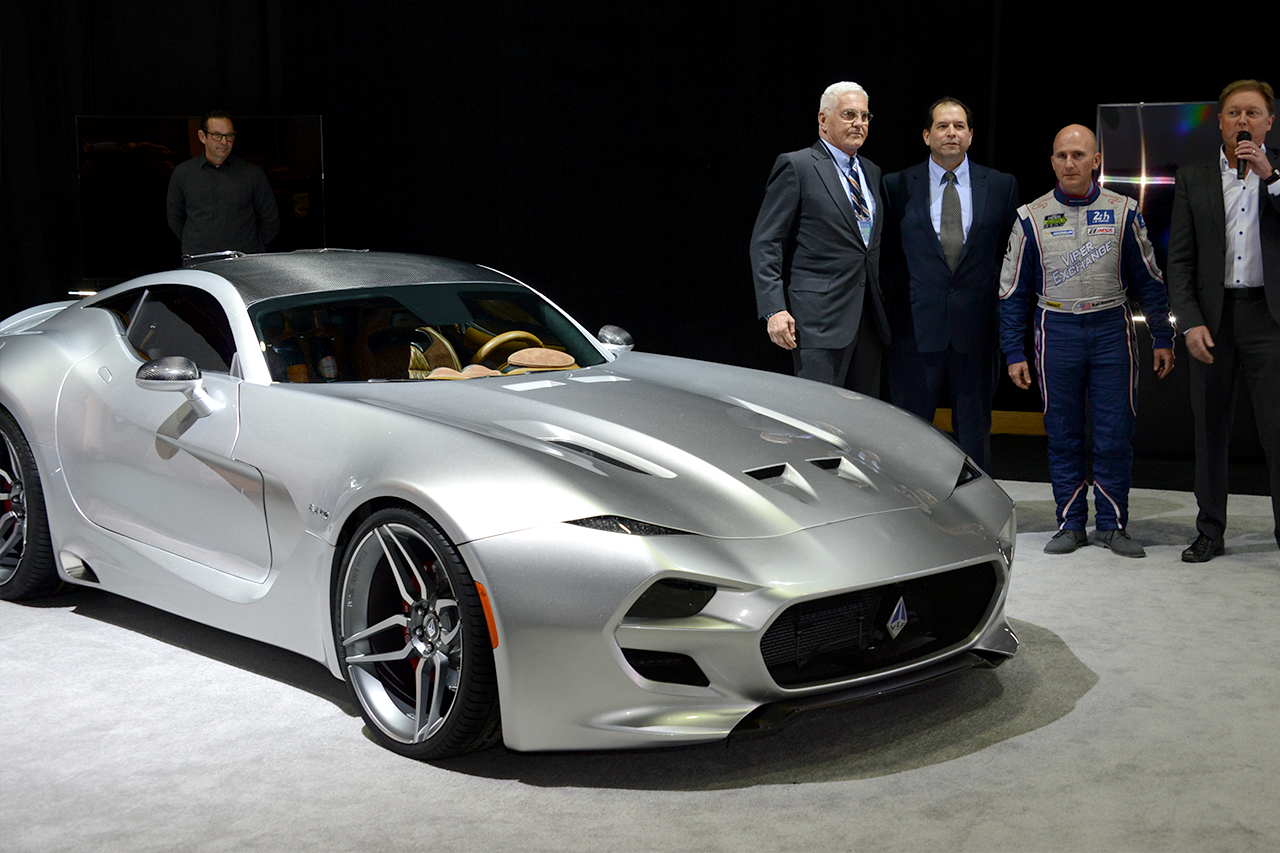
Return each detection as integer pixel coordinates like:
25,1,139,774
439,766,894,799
750,81,890,393
1167,78,1280,561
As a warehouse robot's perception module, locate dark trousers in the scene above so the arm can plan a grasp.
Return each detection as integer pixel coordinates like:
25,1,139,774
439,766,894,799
792,307,883,397
890,344,996,471
1189,290,1280,547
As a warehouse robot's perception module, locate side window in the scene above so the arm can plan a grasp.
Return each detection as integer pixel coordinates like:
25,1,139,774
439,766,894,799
91,289,146,334
127,285,236,373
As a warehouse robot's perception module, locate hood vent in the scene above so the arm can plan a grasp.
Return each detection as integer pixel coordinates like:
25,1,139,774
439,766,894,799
743,462,819,505
808,456,876,490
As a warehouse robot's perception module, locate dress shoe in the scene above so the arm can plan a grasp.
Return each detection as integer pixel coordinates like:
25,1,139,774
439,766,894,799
1044,529,1087,554
1182,533,1224,563
1094,528,1146,558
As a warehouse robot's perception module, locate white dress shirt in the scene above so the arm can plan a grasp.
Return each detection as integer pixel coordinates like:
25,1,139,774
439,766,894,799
928,154,973,241
1220,143,1280,289
819,138,876,222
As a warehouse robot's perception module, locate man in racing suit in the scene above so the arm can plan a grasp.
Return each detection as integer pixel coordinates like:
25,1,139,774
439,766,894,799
1000,125,1175,557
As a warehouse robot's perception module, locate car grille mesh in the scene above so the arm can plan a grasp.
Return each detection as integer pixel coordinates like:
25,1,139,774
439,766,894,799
760,562,999,687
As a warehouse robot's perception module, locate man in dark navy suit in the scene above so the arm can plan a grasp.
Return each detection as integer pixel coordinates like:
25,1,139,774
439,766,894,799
882,98,1020,471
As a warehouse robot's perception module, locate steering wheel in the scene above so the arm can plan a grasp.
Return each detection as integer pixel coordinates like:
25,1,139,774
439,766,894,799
470,330,543,365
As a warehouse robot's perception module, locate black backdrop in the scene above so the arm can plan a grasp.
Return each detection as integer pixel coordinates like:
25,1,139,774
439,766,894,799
1,0,1268,378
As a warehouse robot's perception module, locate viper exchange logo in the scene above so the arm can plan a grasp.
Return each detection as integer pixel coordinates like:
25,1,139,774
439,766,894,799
1053,239,1113,285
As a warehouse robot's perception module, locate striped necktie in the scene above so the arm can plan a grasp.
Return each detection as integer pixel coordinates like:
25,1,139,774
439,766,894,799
845,160,871,221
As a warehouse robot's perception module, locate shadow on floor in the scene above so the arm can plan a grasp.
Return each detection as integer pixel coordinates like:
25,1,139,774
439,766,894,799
438,618,1097,790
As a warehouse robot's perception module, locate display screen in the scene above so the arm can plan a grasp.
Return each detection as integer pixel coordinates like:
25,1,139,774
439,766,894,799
1096,101,1219,267
77,115,324,281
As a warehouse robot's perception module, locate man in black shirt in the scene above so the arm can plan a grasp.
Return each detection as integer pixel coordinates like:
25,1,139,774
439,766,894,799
167,111,280,261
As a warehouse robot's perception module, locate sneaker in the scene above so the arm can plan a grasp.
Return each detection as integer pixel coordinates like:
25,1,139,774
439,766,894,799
1044,529,1087,554
1095,528,1146,558
1181,533,1224,563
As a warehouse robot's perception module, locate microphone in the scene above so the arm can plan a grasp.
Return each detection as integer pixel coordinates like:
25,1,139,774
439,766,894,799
1237,131,1252,180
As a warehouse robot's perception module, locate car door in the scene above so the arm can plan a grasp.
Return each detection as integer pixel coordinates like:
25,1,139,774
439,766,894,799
57,283,272,583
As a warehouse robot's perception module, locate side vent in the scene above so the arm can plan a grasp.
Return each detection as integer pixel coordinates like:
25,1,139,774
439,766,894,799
548,440,648,474
59,552,100,584
621,648,710,687
540,435,675,478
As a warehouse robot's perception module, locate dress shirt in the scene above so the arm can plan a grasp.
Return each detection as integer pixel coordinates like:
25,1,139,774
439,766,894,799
167,154,280,256
818,138,876,222
1220,143,1280,289
928,155,973,240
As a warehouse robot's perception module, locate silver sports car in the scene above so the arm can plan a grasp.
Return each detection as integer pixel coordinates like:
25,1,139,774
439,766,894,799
0,250,1017,759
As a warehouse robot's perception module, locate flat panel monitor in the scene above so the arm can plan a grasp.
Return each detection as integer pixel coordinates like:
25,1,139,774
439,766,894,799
77,115,324,282
1096,101,1219,267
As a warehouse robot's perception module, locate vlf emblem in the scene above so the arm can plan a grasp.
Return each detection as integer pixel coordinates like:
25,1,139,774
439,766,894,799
887,596,908,639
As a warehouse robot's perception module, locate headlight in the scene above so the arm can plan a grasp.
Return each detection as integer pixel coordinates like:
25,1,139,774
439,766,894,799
566,516,685,535
955,457,983,488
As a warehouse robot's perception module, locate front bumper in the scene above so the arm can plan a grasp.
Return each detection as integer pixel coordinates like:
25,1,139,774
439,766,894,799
461,475,1017,752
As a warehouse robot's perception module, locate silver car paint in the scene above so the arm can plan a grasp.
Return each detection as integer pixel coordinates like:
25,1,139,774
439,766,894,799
0,255,1017,751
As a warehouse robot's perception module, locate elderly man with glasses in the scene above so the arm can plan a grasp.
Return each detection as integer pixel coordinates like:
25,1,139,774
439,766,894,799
750,81,891,394
167,110,280,262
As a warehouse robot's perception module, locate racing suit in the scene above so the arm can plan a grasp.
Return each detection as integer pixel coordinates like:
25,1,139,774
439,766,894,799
999,181,1174,532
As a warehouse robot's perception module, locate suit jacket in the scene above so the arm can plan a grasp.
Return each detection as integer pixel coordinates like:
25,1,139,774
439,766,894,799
750,141,889,350
1167,148,1280,332
881,159,1021,354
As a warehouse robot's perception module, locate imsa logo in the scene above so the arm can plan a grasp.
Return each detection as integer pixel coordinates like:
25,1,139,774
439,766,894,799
886,596,908,639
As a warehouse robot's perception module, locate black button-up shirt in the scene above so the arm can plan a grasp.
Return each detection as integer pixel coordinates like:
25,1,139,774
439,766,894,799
166,154,280,256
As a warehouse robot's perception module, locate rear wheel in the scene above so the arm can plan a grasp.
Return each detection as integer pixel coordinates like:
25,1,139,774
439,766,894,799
0,410,59,601
334,507,500,759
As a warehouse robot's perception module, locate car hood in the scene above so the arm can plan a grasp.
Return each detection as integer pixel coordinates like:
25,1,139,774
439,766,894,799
308,352,969,539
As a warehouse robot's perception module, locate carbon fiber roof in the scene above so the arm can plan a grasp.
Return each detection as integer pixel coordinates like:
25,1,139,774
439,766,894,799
192,250,519,305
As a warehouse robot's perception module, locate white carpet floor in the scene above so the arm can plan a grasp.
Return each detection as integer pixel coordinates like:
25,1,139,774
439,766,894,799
1,481,1277,853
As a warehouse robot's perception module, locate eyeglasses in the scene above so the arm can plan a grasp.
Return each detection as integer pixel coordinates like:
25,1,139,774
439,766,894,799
836,109,873,124
204,131,238,142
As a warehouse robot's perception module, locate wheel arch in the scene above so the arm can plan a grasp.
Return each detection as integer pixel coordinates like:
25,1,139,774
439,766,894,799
327,499,503,757
327,495,499,660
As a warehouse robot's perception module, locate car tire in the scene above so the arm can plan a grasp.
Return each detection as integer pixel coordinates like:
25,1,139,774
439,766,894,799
334,507,500,759
0,409,59,601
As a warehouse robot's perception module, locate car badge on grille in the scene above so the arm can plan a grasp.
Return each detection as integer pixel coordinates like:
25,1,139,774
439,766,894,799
886,596,908,639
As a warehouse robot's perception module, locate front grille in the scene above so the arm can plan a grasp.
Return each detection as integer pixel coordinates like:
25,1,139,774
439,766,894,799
760,562,999,687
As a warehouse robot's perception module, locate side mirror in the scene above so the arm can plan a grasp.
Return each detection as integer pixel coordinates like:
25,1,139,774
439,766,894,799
136,356,221,418
597,324,634,356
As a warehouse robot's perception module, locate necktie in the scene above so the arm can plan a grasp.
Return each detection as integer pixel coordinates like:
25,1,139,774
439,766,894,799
941,170,963,271
845,160,871,222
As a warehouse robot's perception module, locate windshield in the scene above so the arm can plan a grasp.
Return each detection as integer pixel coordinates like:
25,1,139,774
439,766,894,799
250,282,606,383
